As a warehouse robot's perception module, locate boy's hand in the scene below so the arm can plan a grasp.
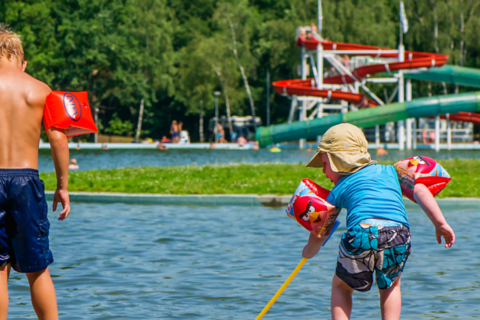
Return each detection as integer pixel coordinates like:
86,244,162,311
53,188,70,221
302,244,317,259
435,223,455,248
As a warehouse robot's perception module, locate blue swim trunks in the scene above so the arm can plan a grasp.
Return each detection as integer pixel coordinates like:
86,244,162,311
0,169,53,273
336,219,411,292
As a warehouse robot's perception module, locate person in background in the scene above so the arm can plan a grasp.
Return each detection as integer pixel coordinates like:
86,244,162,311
217,123,227,143
142,137,153,144
156,142,168,150
326,66,337,78
376,147,388,156
161,136,171,143
68,158,79,170
299,27,306,37
422,128,428,144
237,136,247,147
170,120,179,143
429,130,435,144
252,141,259,150
341,54,350,70
178,121,183,133
0,25,71,320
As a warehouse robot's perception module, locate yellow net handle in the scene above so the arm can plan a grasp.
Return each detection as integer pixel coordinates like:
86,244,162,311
255,258,307,320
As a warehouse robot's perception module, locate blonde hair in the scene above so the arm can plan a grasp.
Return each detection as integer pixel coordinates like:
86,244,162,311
0,24,24,66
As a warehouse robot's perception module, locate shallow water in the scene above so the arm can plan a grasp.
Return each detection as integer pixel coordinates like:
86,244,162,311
6,204,479,319
39,148,480,172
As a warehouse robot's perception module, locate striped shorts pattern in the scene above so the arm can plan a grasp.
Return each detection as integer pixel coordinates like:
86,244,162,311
336,222,411,292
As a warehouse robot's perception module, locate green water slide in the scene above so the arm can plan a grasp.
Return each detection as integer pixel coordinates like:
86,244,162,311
257,65,480,147
256,91,480,147
403,65,480,87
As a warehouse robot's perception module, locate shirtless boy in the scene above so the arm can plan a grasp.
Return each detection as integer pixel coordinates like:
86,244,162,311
0,25,70,320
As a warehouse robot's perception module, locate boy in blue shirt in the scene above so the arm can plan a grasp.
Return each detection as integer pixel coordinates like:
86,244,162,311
302,123,455,320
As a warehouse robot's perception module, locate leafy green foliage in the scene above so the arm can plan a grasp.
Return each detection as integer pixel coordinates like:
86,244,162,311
1,0,479,140
104,113,134,136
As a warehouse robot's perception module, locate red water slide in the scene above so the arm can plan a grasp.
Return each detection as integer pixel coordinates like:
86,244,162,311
274,37,448,108
297,37,448,84
440,112,480,125
274,36,479,124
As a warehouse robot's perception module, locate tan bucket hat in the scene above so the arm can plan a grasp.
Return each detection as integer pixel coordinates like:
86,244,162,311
306,123,376,174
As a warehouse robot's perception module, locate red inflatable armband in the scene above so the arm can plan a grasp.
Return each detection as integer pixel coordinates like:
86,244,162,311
394,156,451,203
286,178,341,238
43,91,98,138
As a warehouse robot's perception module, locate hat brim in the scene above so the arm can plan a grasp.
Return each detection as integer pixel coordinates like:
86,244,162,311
305,151,340,173
305,151,324,168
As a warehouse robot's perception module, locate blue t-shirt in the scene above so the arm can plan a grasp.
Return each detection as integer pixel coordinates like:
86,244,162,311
326,164,409,230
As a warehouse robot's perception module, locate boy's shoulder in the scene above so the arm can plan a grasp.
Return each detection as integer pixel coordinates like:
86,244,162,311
359,163,394,172
348,164,397,181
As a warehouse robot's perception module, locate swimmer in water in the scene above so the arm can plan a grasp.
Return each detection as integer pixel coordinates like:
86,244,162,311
0,25,70,320
69,158,79,170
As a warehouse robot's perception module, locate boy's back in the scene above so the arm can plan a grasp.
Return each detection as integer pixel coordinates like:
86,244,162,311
327,164,409,229
0,66,50,168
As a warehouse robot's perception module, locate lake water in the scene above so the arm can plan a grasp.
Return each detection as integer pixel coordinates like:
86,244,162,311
6,203,478,319
39,148,480,172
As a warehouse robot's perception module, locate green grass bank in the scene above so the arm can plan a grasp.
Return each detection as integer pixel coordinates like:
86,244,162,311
39,160,480,198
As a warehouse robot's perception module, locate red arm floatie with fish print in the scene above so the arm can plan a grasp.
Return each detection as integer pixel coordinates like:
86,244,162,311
43,91,98,138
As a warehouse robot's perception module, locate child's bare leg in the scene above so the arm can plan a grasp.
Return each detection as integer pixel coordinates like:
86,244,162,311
331,274,354,320
26,267,58,320
379,277,402,320
0,263,11,320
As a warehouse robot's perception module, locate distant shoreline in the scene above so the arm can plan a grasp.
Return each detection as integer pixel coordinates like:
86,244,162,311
38,142,480,151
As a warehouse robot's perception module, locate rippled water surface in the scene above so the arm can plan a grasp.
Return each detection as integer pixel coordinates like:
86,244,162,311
39,148,480,172
6,204,479,319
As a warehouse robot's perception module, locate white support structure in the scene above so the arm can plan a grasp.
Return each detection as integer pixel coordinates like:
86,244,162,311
299,47,307,149
434,115,440,151
288,97,297,123
412,118,417,149
316,43,324,145
397,44,405,150
326,55,385,105
317,103,323,145
447,113,451,150
375,125,380,146
405,78,412,149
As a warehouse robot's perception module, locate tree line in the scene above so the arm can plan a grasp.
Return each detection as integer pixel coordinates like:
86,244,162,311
1,0,479,141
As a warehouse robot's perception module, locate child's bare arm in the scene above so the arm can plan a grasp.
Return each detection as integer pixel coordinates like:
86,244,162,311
48,128,71,221
302,233,327,259
413,184,455,248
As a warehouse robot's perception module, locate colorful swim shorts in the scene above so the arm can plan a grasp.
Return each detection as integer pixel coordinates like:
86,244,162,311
336,219,411,292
